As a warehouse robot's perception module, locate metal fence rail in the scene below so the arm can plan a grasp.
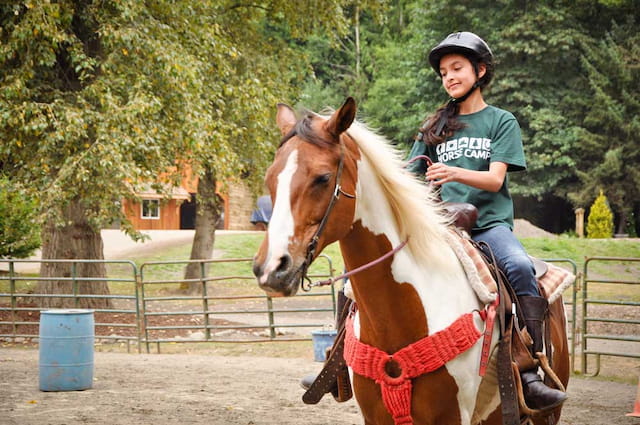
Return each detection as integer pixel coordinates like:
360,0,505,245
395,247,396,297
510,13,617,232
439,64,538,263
581,257,640,376
1,255,339,354
138,255,338,353
0,259,140,351
3,255,640,373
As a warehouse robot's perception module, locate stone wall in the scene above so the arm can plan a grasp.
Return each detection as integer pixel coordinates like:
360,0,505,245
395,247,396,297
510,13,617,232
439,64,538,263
227,182,255,230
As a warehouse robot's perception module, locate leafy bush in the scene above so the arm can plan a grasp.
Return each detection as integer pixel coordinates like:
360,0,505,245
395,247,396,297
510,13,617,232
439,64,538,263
0,177,41,258
586,190,614,239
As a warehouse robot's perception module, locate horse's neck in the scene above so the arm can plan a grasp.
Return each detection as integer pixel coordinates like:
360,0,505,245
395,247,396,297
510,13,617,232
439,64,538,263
342,173,482,351
339,223,430,352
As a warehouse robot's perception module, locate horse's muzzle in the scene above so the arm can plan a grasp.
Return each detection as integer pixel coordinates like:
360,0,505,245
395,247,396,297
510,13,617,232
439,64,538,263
253,254,301,297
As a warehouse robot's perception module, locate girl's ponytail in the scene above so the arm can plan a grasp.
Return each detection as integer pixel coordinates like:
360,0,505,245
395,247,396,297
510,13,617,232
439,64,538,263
419,100,466,146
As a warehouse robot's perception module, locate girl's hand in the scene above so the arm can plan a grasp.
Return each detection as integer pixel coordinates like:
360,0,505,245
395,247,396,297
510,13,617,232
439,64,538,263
425,163,459,186
425,161,508,192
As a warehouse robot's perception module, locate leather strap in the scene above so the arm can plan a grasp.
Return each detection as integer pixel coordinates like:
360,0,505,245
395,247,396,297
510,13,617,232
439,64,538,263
478,296,498,376
539,285,554,374
302,298,353,404
496,282,521,425
475,240,522,425
302,325,350,404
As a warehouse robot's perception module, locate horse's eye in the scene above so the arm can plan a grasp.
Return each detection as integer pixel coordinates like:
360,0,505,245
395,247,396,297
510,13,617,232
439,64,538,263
313,173,332,186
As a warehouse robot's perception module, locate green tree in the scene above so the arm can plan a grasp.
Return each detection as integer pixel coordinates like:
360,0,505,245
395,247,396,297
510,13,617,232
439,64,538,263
295,1,388,112
0,1,366,303
568,20,640,234
362,2,439,145
0,177,41,259
586,190,614,238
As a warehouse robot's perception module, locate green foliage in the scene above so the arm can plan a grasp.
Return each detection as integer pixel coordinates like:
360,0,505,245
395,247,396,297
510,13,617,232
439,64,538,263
0,1,357,244
2,0,638,245
295,0,639,233
568,20,640,232
624,212,637,237
586,190,614,238
0,177,41,258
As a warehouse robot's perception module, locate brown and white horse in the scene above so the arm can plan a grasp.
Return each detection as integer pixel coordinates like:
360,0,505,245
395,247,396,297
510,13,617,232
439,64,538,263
252,97,568,425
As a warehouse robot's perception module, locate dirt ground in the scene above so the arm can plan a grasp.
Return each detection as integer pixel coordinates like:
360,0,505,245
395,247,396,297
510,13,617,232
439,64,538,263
1,347,638,425
2,226,639,424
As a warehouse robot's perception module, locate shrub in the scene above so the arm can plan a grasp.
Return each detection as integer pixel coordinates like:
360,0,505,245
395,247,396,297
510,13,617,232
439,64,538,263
586,190,614,239
0,177,42,258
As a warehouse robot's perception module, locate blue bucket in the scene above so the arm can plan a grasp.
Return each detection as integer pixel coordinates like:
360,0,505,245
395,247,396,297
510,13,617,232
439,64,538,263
311,329,337,362
39,309,95,391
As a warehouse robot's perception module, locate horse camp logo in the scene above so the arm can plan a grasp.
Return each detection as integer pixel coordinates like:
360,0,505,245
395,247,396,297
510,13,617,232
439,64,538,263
435,137,491,162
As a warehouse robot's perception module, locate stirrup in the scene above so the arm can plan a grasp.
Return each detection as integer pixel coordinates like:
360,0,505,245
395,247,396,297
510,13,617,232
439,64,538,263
512,354,567,417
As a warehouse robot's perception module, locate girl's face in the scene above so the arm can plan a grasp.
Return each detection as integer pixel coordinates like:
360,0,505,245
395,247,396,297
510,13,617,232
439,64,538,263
439,53,486,99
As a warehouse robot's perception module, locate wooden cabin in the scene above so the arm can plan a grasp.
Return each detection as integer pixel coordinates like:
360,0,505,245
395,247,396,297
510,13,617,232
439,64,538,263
121,180,258,231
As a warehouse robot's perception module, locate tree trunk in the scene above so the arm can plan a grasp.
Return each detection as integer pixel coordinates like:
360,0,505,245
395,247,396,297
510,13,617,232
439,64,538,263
38,199,112,309
182,169,220,293
616,209,628,235
634,202,640,236
354,2,361,78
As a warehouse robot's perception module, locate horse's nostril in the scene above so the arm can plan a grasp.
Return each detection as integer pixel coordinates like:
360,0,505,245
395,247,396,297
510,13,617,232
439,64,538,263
252,262,263,278
276,254,292,273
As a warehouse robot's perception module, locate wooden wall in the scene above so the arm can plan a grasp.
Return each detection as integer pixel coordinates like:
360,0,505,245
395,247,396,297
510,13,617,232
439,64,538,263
123,199,182,230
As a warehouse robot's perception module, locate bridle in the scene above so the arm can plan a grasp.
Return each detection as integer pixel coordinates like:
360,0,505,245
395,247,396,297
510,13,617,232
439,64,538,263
299,140,355,291
302,153,430,290
288,130,427,292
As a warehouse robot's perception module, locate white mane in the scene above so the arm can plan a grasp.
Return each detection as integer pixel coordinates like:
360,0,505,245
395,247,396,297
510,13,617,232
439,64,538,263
346,120,454,268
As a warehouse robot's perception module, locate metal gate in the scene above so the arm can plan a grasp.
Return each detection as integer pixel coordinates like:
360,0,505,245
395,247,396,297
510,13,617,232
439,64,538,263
138,255,338,353
0,259,140,351
581,257,640,376
3,255,639,371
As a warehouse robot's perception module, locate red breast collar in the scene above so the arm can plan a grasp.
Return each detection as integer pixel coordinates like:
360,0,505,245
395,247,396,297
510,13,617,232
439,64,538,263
343,312,484,425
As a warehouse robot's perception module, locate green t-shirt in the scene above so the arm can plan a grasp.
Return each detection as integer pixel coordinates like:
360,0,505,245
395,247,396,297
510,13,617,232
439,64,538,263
407,105,526,232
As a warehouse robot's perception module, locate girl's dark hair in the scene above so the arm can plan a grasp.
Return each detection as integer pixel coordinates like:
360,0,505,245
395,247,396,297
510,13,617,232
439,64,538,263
419,101,466,146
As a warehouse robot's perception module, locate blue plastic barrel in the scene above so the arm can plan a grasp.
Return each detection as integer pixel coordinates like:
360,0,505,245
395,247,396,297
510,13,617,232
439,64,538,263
311,329,337,362
39,309,95,391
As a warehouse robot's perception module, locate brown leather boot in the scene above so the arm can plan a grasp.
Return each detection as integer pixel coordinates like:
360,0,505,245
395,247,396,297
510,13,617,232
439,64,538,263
518,296,568,411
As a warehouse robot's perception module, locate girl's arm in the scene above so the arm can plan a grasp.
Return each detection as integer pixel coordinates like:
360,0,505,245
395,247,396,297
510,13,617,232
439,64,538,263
425,161,507,192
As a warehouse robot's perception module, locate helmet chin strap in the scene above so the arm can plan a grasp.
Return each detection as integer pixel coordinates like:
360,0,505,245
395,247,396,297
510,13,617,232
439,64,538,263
435,82,479,137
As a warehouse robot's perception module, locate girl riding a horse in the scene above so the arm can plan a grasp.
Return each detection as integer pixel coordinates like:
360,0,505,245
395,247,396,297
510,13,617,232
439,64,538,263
407,31,566,412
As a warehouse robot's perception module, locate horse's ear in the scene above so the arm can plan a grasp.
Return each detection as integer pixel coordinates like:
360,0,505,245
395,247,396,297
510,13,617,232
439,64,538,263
325,97,356,138
276,103,297,136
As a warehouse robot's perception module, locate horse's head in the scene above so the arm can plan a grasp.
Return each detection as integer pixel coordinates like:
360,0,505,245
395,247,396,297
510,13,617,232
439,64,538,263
252,98,359,297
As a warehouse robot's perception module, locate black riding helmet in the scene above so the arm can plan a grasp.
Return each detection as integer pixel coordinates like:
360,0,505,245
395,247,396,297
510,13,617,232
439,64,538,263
428,31,494,89
424,32,495,138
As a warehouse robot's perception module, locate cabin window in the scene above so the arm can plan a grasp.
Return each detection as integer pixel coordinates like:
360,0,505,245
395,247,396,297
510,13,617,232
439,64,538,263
141,199,160,219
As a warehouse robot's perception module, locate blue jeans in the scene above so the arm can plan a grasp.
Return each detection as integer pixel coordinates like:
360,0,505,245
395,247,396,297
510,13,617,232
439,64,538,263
472,225,540,297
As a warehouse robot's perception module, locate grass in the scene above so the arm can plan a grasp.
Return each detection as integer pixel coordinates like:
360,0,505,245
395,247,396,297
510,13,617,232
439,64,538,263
521,236,640,269
522,236,640,301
